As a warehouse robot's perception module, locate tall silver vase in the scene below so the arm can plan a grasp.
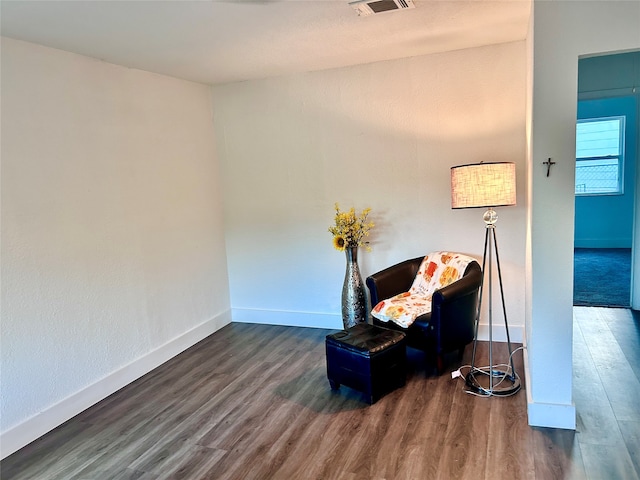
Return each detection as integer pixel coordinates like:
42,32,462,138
341,246,367,329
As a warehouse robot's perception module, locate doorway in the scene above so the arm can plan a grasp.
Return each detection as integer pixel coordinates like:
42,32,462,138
574,52,640,309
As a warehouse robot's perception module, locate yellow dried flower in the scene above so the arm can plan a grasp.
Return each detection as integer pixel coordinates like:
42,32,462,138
328,203,374,251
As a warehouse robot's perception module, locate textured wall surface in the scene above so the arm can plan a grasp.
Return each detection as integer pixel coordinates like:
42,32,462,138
212,41,527,336
1,38,231,446
527,0,640,429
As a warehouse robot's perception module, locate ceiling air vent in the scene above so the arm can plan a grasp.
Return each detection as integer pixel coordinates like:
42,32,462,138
349,0,415,16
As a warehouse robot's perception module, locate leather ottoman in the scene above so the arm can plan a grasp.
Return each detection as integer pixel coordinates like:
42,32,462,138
325,323,407,404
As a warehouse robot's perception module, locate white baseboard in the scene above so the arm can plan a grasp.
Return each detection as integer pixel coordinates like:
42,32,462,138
232,308,524,342
476,323,523,343
0,310,232,460
527,400,576,429
1,308,525,460
232,307,343,330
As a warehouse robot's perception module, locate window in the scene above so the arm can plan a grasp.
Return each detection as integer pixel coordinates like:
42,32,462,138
575,116,625,195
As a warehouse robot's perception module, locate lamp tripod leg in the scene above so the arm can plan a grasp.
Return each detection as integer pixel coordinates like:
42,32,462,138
465,223,521,397
468,227,490,381
492,227,518,383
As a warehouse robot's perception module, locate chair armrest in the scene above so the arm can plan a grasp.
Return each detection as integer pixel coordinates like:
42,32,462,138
366,257,423,306
431,261,482,352
432,262,482,305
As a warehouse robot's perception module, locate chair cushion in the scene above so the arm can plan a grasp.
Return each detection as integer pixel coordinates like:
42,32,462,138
371,252,475,328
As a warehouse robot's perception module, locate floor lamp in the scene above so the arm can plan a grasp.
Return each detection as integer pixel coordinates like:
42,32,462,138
450,162,521,396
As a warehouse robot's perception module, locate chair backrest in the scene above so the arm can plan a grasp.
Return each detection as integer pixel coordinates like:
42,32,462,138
409,251,476,298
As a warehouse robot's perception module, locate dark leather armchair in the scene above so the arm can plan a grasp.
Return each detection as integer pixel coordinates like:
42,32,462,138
366,255,482,374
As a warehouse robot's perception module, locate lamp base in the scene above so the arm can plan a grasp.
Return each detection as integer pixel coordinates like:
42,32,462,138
465,367,521,397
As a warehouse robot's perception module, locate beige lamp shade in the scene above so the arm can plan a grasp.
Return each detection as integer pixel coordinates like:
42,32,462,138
451,162,516,209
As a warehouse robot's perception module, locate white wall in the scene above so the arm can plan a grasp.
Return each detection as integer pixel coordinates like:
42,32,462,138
526,0,640,429
0,38,231,457
212,42,527,341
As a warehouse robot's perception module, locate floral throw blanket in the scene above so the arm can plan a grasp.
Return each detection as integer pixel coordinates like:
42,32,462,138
371,251,476,329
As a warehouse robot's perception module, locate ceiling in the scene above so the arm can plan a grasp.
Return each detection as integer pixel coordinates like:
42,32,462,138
0,0,531,85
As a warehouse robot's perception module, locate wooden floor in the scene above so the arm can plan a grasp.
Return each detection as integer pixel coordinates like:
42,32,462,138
2,307,638,479
572,307,639,480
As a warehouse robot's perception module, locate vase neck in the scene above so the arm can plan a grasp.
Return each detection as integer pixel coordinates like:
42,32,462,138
345,246,358,262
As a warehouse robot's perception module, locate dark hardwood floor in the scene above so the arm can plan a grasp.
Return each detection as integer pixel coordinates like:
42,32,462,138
2,307,638,479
